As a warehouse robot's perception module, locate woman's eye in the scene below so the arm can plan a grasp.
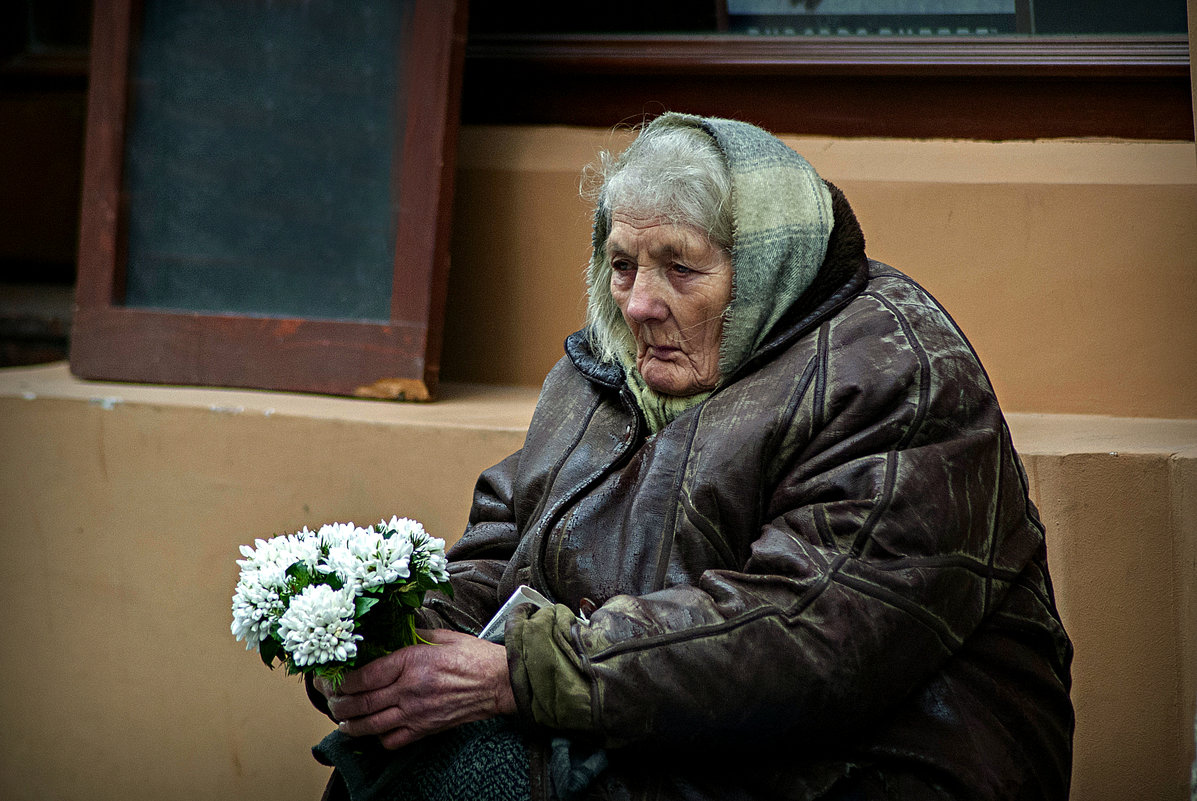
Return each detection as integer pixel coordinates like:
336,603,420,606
671,263,693,275
613,259,634,273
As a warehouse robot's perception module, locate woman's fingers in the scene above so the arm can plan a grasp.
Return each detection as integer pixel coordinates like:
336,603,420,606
329,629,455,699
333,647,409,695
326,687,386,722
324,629,516,746
335,704,406,738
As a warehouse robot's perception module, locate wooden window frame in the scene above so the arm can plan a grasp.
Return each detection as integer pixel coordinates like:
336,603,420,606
461,34,1193,140
70,0,468,400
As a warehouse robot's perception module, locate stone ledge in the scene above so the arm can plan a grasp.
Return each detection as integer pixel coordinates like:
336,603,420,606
0,361,539,432
1006,411,1197,458
6,361,1196,458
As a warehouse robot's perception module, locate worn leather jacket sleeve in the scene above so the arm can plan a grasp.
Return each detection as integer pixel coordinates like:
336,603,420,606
506,294,1052,750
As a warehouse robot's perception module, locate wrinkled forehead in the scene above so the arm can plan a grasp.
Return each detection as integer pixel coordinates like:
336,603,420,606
605,210,727,260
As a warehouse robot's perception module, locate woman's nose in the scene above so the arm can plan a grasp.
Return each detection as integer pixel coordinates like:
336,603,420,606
625,271,668,323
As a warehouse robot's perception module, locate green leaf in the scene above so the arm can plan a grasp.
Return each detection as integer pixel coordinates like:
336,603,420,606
355,595,380,617
318,666,347,693
259,636,282,669
398,590,424,608
286,562,314,593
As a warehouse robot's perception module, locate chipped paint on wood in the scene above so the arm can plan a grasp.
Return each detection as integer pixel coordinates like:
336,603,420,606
352,377,433,402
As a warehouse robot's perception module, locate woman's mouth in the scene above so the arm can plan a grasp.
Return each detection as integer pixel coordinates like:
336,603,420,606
644,344,681,360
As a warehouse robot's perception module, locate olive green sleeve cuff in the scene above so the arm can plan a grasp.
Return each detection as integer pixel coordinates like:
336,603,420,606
506,602,595,733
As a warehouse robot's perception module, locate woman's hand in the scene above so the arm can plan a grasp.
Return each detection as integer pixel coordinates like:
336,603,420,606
313,629,516,750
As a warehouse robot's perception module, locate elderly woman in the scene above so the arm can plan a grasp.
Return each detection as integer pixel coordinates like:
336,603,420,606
311,113,1074,800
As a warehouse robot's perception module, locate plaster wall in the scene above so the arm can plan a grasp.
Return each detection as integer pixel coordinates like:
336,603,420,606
443,127,1197,419
1,364,1194,800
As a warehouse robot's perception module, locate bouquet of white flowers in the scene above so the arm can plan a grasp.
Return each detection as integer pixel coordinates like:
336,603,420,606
231,516,452,689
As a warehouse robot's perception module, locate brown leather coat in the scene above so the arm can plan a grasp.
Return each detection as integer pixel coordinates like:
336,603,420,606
424,189,1074,800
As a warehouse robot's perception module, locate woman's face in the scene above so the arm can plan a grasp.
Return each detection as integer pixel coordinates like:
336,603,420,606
607,210,733,397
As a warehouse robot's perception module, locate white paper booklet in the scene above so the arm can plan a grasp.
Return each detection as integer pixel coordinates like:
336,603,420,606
478,584,554,643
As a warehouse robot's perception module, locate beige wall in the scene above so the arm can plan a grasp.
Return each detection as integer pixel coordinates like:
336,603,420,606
1014,415,1197,800
444,127,1197,419
1,365,1195,800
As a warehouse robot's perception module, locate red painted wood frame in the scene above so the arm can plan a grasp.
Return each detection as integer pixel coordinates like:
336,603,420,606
70,0,468,400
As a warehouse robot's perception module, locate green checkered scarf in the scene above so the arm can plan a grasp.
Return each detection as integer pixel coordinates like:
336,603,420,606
591,113,834,432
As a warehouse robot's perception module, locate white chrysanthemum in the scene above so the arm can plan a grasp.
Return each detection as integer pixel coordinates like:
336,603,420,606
411,535,449,584
276,584,361,667
231,578,285,650
237,531,319,587
232,526,340,649
233,535,303,648
316,522,359,550
423,547,450,584
384,517,448,583
323,525,413,591
237,536,281,574
285,527,327,572
381,516,427,540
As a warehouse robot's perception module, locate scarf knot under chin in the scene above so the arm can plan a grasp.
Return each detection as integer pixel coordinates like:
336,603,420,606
618,351,711,434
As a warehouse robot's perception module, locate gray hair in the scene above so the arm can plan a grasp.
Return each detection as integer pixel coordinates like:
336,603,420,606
582,121,733,366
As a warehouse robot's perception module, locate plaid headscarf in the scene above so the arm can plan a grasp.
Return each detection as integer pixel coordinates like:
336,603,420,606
588,113,834,432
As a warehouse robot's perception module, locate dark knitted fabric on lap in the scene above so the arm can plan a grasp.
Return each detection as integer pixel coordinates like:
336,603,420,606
313,718,530,801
